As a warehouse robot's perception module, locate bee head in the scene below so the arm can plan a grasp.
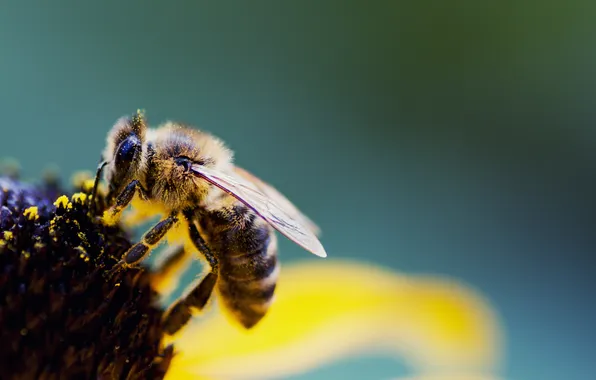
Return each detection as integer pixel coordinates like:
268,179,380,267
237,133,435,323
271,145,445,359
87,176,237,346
147,123,233,209
102,111,147,201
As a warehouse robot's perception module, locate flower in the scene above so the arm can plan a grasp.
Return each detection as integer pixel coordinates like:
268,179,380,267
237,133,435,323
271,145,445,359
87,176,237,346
165,261,503,380
0,174,504,379
0,175,172,378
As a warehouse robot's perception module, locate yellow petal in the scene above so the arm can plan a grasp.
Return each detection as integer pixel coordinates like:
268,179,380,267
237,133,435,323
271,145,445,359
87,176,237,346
150,244,193,300
165,260,502,380
393,375,504,380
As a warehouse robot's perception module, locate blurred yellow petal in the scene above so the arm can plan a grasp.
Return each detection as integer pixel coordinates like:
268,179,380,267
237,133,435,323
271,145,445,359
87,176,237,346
166,260,502,380
150,245,193,300
393,375,504,380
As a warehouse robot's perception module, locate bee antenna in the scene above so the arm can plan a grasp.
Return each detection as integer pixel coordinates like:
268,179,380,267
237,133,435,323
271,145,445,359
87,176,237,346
88,159,109,215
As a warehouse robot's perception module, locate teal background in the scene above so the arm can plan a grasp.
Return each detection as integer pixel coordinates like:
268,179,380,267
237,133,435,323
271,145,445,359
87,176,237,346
1,2,595,379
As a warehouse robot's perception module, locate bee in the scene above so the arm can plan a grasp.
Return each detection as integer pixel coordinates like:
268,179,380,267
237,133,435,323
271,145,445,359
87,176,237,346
91,110,326,333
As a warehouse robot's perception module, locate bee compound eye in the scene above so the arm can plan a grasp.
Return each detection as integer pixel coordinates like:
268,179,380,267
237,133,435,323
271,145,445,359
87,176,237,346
174,156,192,171
116,135,141,164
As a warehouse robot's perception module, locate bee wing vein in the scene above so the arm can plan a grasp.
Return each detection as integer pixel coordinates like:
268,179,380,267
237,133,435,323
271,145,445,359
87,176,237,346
190,164,326,257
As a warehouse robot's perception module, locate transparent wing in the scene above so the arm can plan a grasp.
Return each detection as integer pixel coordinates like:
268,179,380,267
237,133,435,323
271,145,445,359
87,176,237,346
190,164,327,258
232,166,322,236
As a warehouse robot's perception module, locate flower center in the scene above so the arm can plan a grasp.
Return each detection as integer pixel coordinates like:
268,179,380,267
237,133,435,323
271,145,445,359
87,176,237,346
0,176,173,379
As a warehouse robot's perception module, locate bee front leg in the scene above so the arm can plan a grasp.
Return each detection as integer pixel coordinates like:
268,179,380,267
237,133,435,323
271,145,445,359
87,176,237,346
162,210,219,335
102,179,147,225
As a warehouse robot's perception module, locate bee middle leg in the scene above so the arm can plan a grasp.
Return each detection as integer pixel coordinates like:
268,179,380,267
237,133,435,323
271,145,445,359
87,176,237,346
108,212,178,276
162,210,219,335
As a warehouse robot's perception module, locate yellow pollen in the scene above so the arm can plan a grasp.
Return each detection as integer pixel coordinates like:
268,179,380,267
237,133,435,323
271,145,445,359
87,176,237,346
23,206,39,221
3,231,13,240
53,195,69,208
102,210,120,226
82,179,96,192
71,192,88,204
34,242,45,250
77,232,88,244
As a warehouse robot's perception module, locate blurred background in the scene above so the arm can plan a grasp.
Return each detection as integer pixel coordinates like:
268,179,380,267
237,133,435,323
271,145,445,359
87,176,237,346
1,1,594,379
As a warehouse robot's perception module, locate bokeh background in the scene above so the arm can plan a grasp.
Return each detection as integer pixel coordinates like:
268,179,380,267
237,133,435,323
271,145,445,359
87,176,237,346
1,2,594,379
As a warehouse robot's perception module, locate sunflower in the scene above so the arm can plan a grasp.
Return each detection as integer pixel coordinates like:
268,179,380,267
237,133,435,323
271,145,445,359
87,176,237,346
0,174,504,380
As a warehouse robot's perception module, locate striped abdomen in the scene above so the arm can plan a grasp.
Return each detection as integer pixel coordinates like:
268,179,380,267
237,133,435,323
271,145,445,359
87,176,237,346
199,204,279,328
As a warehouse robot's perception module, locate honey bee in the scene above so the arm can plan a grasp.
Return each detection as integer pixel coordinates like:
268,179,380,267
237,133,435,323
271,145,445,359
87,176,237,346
92,110,326,333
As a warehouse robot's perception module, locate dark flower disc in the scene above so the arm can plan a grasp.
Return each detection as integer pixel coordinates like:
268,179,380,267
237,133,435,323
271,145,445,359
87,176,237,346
0,176,173,379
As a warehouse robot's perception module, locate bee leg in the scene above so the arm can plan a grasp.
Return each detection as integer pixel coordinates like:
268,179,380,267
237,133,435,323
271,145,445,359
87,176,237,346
102,179,147,225
183,209,219,273
151,244,192,298
163,272,218,335
108,213,178,276
162,210,219,335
